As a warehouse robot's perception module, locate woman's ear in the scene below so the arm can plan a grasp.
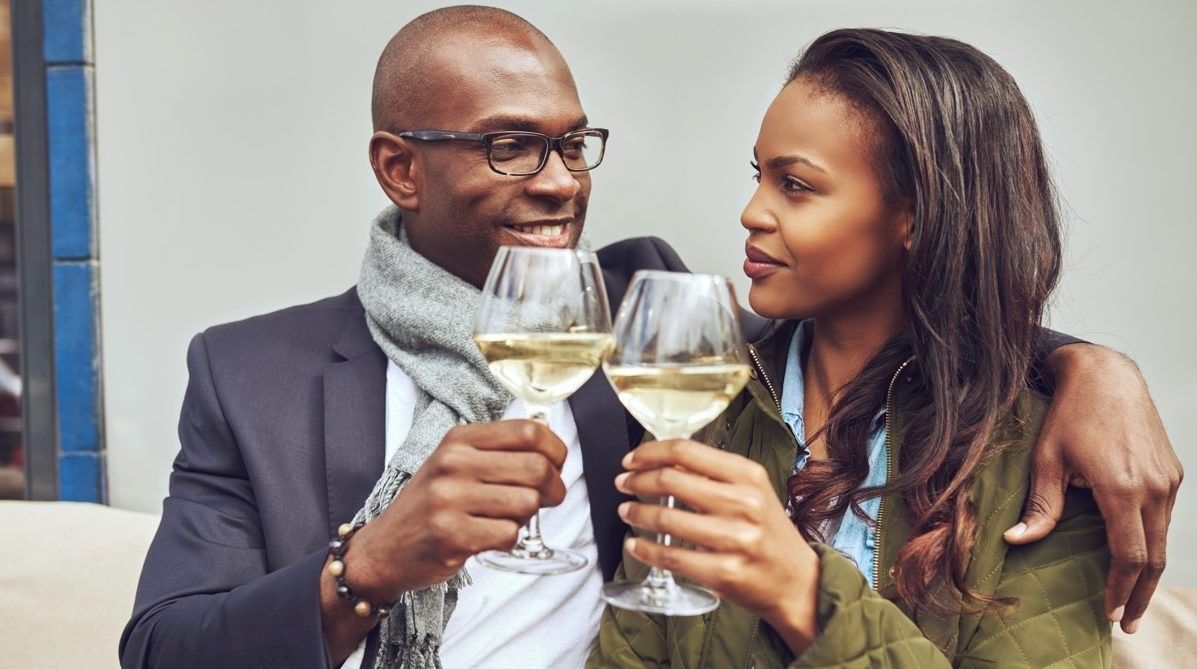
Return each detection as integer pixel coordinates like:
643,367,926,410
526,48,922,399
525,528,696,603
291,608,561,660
369,131,420,211
899,201,915,252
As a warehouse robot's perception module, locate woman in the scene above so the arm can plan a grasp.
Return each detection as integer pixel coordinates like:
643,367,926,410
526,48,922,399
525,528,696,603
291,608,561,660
589,29,1109,668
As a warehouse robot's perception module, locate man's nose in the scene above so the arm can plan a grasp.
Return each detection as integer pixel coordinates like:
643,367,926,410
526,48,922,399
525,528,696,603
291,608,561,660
526,150,582,202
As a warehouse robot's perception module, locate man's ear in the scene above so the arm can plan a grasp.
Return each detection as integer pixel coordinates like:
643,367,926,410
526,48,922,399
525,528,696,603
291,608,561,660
369,131,420,211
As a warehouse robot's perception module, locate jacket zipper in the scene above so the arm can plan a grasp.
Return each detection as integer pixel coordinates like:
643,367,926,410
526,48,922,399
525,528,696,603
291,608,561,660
873,356,916,588
743,343,780,667
746,344,782,412
742,340,912,658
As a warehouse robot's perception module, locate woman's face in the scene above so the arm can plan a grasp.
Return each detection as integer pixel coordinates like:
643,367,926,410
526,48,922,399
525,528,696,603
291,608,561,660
741,77,910,321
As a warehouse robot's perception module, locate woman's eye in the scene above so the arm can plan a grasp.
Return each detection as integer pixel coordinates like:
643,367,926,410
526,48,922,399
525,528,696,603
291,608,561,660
782,176,813,193
750,161,761,183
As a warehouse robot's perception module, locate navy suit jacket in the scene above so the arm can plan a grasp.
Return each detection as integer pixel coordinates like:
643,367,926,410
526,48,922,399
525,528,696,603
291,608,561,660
120,237,766,669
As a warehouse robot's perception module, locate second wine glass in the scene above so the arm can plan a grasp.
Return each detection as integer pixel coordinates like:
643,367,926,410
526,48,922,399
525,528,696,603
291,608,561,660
602,270,751,615
472,246,613,575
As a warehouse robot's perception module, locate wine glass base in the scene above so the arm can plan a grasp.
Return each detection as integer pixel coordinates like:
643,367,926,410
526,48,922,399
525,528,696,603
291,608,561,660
476,546,589,575
601,580,720,616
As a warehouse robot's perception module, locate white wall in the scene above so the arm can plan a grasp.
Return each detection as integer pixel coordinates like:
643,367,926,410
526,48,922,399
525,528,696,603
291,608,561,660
95,1,1197,584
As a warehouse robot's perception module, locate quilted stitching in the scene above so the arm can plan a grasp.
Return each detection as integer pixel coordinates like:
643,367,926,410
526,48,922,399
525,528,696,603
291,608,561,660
588,394,1112,669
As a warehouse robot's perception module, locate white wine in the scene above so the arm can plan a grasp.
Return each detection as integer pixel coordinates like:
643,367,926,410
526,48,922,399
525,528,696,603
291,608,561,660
475,332,614,407
604,363,751,440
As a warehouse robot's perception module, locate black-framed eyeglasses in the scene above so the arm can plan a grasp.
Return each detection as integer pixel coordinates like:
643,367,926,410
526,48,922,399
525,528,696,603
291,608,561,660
395,128,609,176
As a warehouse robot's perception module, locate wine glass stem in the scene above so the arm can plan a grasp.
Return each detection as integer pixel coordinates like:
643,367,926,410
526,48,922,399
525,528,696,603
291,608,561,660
641,430,686,600
514,405,552,557
645,494,678,592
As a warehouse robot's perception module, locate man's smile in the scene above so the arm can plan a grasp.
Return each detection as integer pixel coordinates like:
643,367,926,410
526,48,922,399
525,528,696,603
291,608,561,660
500,219,574,248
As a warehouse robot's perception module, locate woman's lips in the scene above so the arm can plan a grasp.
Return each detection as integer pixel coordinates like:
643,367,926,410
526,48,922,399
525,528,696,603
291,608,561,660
744,244,785,279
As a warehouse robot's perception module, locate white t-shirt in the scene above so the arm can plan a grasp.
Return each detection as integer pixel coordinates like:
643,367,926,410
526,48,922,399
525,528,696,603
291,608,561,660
343,361,603,669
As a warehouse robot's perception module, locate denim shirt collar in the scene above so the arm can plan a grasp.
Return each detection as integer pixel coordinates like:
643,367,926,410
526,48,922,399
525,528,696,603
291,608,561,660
778,320,891,588
779,320,886,468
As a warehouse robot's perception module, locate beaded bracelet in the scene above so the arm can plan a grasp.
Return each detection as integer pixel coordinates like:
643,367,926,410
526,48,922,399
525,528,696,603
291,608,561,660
326,520,395,619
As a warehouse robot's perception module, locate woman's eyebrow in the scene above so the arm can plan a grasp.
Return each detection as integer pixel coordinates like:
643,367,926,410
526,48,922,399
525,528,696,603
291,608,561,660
766,154,827,173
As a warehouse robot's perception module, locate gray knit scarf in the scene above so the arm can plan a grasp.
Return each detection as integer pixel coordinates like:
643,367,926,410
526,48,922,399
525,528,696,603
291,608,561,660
354,206,513,668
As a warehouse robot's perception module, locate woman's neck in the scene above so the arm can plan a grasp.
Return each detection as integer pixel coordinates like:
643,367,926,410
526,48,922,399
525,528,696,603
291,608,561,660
801,297,903,459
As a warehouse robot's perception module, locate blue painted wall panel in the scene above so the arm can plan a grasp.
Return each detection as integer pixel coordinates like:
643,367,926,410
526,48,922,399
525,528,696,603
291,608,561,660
59,452,104,502
52,261,100,454
43,0,92,64
46,0,104,503
46,65,96,260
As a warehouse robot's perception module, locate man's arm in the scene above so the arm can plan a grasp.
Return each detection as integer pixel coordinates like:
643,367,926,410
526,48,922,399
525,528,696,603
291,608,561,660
121,334,569,668
1008,337,1182,635
120,333,335,668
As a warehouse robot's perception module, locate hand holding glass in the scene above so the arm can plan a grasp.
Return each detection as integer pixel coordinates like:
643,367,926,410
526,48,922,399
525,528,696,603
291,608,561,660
472,246,613,575
602,271,751,615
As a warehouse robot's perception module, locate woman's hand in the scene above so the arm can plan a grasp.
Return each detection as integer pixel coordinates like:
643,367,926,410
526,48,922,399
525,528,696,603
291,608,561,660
615,439,820,654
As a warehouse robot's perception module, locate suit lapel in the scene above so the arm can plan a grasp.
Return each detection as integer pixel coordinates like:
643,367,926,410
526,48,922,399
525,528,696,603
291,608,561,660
323,304,388,535
570,369,631,582
568,261,643,581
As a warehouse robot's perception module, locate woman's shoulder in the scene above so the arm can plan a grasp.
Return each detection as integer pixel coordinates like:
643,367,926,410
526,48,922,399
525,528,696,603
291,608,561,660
974,388,1048,474
969,388,1103,557
1004,388,1051,448
968,388,1050,495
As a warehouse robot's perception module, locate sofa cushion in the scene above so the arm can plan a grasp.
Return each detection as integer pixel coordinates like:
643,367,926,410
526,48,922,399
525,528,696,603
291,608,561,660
0,501,159,668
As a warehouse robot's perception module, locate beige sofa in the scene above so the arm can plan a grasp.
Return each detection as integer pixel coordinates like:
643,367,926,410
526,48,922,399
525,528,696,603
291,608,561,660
0,501,158,669
0,500,1191,668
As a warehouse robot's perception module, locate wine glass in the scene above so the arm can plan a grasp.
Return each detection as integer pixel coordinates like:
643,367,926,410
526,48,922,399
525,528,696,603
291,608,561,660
602,270,750,615
472,246,613,574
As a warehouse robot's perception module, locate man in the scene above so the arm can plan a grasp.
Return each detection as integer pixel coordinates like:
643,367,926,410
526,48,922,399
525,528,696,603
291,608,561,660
121,6,1180,669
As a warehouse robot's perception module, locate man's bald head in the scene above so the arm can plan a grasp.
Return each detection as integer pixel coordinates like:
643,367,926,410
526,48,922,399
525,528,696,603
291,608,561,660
371,5,570,131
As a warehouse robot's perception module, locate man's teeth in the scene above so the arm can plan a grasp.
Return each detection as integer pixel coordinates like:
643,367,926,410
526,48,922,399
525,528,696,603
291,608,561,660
522,224,565,236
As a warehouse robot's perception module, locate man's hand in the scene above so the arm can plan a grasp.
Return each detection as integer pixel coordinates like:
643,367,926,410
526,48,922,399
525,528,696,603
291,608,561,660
320,420,567,663
350,420,567,594
1006,344,1182,634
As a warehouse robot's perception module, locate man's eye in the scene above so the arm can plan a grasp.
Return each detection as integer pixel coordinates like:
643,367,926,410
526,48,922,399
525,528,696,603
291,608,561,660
491,138,534,159
562,138,587,155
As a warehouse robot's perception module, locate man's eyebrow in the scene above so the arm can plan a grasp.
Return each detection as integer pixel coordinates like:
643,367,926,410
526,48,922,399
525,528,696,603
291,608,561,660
469,115,591,133
765,154,827,173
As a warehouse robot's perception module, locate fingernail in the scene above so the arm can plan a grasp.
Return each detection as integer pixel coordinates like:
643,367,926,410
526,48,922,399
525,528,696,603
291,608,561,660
1110,605,1125,622
1125,618,1140,634
615,473,629,491
625,537,638,554
621,451,635,467
618,502,631,519
1004,522,1027,539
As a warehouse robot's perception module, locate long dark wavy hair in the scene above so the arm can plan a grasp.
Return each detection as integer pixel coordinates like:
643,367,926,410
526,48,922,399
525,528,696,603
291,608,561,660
784,29,1063,614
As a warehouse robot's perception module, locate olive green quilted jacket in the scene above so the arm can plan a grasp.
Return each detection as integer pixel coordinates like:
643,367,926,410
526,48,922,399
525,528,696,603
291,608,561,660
588,325,1111,668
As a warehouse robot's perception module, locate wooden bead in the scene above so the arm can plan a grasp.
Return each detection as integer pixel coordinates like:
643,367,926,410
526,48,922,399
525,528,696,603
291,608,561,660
337,523,354,537
328,560,344,577
354,600,372,617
